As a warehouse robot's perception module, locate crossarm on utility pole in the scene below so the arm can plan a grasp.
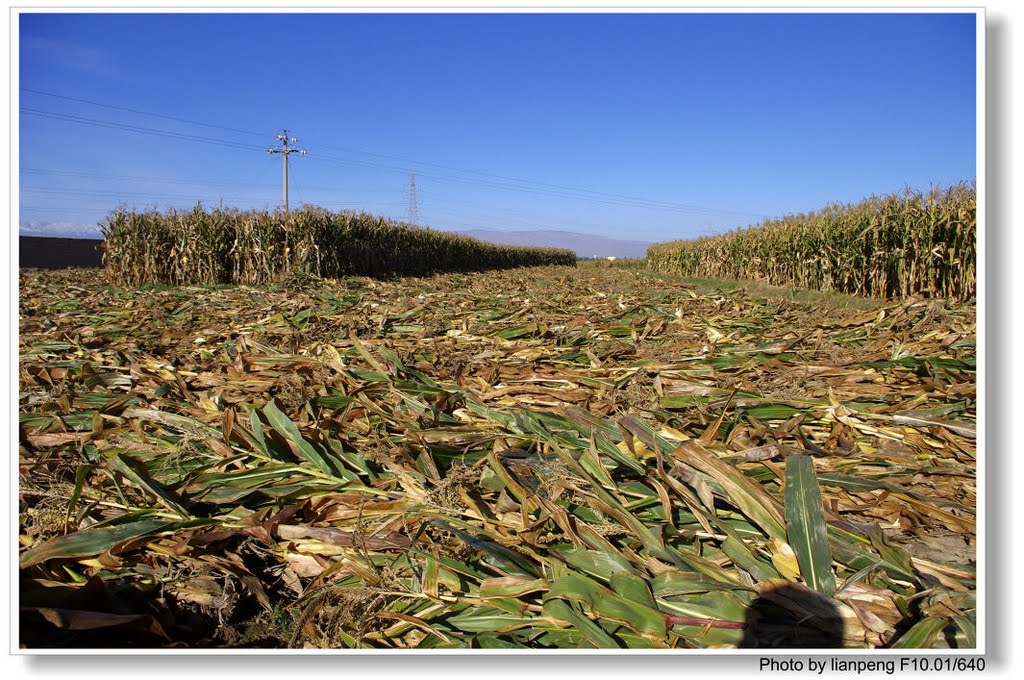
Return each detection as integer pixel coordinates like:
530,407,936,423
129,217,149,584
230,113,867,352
266,129,307,214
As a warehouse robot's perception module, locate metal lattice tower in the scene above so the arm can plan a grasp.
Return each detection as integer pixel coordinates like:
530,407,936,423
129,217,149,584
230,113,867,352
267,129,307,213
407,173,420,225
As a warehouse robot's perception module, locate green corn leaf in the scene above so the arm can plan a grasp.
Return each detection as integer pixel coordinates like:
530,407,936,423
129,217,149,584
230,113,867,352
20,519,178,568
889,616,951,648
445,608,536,634
542,598,620,649
785,455,836,597
248,407,269,454
952,614,976,648
609,572,659,611
107,453,191,519
551,546,633,583
673,441,787,541
261,399,332,475
546,570,667,642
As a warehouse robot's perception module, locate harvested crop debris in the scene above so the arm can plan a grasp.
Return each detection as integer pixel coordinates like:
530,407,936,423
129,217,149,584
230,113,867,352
18,264,976,649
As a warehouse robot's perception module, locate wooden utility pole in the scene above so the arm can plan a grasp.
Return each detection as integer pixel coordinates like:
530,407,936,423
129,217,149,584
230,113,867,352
267,130,307,213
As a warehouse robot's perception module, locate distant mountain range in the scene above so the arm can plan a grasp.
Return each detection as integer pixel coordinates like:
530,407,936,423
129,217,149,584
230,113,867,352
456,229,652,259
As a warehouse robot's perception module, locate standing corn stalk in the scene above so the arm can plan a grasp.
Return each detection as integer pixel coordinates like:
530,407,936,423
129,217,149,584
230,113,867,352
645,183,975,300
102,204,576,286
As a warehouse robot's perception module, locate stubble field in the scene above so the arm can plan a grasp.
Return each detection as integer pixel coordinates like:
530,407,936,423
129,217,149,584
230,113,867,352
18,263,976,649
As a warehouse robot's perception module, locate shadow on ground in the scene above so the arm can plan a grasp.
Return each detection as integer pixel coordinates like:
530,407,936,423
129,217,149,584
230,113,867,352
739,582,845,649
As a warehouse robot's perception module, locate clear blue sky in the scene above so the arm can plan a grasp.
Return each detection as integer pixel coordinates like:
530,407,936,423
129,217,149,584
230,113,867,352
18,11,977,243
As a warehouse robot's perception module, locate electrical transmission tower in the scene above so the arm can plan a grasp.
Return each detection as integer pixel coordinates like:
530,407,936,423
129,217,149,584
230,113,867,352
407,173,420,225
267,129,307,213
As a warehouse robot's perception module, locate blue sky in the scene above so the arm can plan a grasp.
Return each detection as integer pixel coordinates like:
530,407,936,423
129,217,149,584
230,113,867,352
18,11,977,243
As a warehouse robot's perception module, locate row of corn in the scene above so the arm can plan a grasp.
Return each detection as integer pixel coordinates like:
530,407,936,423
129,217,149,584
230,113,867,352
101,205,577,286
645,182,976,300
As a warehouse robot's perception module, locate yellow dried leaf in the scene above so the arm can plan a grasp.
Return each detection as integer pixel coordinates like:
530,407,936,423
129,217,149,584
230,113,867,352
769,538,802,580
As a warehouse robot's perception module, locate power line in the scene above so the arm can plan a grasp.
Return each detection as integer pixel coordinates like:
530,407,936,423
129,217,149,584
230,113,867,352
22,107,266,152
21,168,265,189
21,186,273,203
20,87,270,138
22,86,768,220
289,153,305,208
303,151,763,218
19,205,110,213
20,167,394,193
425,203,646,236
300,137,770,219
22,87,770,223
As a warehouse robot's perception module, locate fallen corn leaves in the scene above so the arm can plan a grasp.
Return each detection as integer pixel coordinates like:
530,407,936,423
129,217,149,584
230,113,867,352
18,264,976,649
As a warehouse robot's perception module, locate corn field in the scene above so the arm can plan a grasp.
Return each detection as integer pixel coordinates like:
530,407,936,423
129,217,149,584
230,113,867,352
646,183,976,301
101,205,576,285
